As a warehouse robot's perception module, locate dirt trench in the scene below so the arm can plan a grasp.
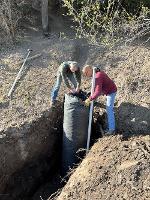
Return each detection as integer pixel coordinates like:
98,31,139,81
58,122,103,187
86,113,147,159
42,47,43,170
1,24,149,200
0,103,64,200
0,96,101,200
0,102,101,200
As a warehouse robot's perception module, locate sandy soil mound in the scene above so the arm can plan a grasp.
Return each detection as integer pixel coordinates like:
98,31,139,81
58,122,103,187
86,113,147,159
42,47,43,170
56,135,150,200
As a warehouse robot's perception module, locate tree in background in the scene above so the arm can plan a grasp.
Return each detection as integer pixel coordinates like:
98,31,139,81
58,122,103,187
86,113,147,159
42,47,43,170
0,0,149,44
62,0,150,47
41,0,49,35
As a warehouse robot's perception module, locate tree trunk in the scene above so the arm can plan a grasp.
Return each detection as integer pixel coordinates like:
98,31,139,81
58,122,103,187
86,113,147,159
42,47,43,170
41,0,48,33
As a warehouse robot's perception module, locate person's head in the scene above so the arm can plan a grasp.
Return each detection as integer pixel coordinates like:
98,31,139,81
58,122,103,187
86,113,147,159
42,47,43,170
70,62,78,72
82,65,93,77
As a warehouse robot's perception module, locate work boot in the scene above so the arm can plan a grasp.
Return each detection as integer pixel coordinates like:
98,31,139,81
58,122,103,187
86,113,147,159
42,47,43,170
104,129,115,136
50,100,55,107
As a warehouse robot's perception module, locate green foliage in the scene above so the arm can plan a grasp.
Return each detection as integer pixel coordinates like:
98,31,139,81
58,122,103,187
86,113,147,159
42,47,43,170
141,0,150,8
62,0,150,47
0,0,33,43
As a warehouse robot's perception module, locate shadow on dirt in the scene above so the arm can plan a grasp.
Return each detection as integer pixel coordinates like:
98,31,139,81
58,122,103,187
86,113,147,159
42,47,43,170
0,102,63,200
116,102,150,138
94,101,150,139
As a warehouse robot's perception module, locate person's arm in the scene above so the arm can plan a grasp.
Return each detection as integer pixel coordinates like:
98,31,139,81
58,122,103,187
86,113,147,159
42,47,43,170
74,68,81,88
89,77,102,101
60,64,72,89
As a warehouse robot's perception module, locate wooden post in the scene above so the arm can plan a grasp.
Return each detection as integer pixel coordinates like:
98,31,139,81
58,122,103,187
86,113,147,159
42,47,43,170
41,0,49,34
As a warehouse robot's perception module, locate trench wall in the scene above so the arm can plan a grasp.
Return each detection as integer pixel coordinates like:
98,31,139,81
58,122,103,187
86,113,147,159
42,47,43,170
0,104,63,200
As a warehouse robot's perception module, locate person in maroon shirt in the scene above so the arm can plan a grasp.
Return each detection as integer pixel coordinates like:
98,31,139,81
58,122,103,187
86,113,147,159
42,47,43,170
82,65,117,135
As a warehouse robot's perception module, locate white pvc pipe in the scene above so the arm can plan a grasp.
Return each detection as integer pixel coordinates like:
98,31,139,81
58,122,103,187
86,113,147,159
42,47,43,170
8,49,32,98
86,67,96,154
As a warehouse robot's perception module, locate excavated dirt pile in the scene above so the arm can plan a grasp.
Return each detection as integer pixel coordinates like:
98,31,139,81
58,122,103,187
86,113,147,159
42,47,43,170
56,135,150,200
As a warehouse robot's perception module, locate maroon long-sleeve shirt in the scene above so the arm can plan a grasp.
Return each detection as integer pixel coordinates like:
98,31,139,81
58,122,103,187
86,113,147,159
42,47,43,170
89,71,117,101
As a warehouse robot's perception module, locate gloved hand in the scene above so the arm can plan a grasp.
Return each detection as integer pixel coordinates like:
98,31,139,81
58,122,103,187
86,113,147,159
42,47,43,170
85,98,91,107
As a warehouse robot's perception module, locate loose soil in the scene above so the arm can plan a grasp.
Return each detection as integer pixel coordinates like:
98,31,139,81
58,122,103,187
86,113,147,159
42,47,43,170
56,135,150,200
0,23,150,200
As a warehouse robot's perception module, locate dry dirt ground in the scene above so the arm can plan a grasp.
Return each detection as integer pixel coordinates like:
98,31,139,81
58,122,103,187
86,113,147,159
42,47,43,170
0,28,150,200
0,30,82,133
56,135,150,200
1,35,150,135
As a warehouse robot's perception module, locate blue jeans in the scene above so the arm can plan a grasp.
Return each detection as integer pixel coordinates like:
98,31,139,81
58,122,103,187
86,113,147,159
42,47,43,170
106,92,116,131
51,72,77,102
